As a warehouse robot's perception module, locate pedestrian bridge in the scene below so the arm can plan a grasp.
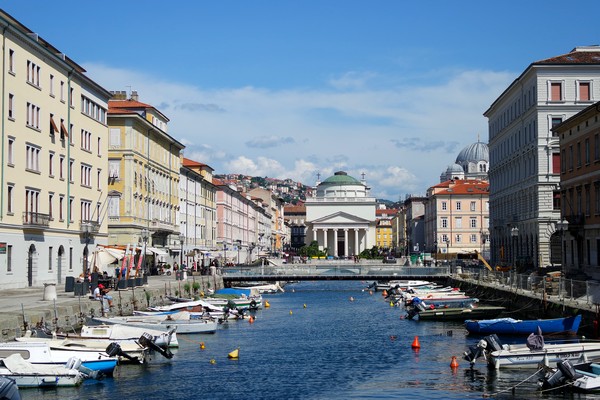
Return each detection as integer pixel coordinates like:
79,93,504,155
221,263,451,283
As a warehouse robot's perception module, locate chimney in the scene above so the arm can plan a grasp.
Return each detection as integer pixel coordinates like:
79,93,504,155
130,91,139,101
110,91,127,100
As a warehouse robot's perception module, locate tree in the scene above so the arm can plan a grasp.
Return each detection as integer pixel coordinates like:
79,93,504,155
298,241,326,258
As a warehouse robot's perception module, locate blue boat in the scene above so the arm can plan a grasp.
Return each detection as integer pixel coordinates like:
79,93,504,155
464,314,581,335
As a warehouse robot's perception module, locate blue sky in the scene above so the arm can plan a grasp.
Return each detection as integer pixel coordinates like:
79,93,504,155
4,1,600,200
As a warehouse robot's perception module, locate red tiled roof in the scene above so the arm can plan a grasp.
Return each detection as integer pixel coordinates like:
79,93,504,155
433,179,489,195
108,99,153,109
182,157,208,168
535,48,600,65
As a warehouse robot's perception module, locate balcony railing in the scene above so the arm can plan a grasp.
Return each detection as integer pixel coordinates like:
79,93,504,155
151,219,177,233
80,220,101,234
22,212,50,228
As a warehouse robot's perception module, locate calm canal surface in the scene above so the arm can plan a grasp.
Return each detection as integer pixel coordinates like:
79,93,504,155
19,281,596,399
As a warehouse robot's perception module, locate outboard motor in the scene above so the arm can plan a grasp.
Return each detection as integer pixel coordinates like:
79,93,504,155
66,357,103,380
484,334,503,352
138,332,174,359
105,342,140,363
539,360,582,390
464,338,487,364
0,375,21,400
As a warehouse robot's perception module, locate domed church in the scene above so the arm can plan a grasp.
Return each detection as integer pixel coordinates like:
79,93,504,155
304,171,377,257
440,139,489,182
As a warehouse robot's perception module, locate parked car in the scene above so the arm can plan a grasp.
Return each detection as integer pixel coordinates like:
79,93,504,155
383,256,396,264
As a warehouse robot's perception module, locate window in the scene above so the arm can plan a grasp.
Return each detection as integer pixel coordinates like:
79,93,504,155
24,189,40,222
7,184,13,214
596,133,600,161
59,156,65,180
59,195,64,221
60,81,64,102
7,137,14,165
48,247,53,271
82,96,107,124
80,129,91,151
8,94,14,119
69,197,73,222
578,81,591,101
108,196,120,217
69,159,74,182
81,164,91,187
455,217,462,228
109,160,120,179
586,185,591,216
8,49,14,73
561,149,566,173
97,137,101,156
470,201,476,211
569,145,573,170
470,218,477,228
456,201,461,211
586,138,590,165
551,117,562,136
441,217,448,228
49,114,58,136
455,234,462,243
49,74,54,96
109,128,121,146
81,200,91,221
48,193,53,220
25,144,40,172
577,142,582,168
97,169,101,190
595,183,600,215
26,60,40,87
470,234,477,243
550,82,563,101
26,102,40,129
48,152,54,176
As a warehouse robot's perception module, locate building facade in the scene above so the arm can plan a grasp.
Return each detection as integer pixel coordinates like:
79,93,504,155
179,158,217,269
0,11,112,289
555,100,600,278
107,92,184,268
486,46,600,269
305,171,376,257
424,179,490,259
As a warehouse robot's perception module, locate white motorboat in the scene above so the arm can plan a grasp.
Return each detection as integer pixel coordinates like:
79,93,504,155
464,333,600,369
0,354,86,387
77,324,178,348
232,283,284,294
373,280,433,292
92,311,218,334
15,336,149,364
540,359,600,392
0,341,117,376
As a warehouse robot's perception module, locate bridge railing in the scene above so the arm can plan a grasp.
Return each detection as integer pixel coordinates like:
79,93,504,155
221,264,451,279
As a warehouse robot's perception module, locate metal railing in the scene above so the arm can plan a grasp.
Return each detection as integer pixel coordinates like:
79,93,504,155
22,211,50,227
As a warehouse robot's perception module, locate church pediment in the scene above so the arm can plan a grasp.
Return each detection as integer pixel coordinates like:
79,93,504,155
312,211,370,224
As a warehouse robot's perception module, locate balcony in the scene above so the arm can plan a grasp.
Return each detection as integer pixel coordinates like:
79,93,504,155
151,219,178,233
80,220,101,234
22,212,50,229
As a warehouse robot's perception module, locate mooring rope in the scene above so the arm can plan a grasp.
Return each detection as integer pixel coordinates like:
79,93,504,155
483,367,543,398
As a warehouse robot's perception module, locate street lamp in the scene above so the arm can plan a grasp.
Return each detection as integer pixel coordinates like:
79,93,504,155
236,239,242,264
179,234,185,267
511,226,519,269
141,228,149,275
433,241,438,266
557,219,569,285
81,222,93,276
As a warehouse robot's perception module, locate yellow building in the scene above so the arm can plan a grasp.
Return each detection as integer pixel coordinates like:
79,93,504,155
107,92,184,266
0,11,112,289
376,209,397,251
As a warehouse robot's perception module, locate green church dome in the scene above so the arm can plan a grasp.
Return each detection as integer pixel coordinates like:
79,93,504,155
320,171,362,186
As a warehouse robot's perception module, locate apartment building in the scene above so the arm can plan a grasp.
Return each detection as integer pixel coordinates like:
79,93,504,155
179,158,217,268
486,46,600,269
0,10,112,289
554,100,600,278
107,91,184,267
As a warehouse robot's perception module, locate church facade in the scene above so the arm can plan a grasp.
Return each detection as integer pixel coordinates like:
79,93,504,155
304,171,377,257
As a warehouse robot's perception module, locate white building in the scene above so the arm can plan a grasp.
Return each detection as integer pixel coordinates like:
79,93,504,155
485,46,600,269
305,171,376,257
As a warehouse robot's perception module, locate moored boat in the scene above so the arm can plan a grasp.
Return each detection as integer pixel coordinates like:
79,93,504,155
0,354,86,388
91,311,218,334
464,332,600,369
540,359,600,392
0,341,117,376
407,305,504,321
465,315,581,336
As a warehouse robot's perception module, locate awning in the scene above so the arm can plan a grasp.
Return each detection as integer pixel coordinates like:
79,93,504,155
148,247,169,256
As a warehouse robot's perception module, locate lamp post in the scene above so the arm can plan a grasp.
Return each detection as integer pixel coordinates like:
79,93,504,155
81,222,92,276
511,226,519,270
433,241,437,266
236,239,241,264
141,228,149,275
179,234,185,267
557,219,569,295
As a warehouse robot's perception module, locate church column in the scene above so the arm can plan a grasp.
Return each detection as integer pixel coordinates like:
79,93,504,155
323,229,328,255
333,229,338,257
344,229,349,257
313,228,317,243
355,229,359,255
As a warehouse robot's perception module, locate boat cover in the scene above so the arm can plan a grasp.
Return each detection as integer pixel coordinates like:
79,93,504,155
526,327,545,350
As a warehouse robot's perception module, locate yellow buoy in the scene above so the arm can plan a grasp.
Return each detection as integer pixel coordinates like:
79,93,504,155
303,304,307,308
389,301,394,307
210,358,216,364
228,348,239,359
289,310,293,315
265,301,270,308
200,342,205,350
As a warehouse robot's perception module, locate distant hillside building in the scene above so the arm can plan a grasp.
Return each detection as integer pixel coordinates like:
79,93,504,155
305,171,377,257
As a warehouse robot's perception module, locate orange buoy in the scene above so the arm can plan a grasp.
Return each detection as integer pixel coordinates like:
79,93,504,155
450,356,459,368
200,342,205,350
249,316,255,324
411,336,421,349
369,290,373,295
265,301,270,308
382,290,388,297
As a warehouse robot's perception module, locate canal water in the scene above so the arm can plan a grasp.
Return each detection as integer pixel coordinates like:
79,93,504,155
19,281,594,399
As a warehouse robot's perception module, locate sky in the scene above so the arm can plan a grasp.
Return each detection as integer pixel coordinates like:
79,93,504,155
3,1,600,201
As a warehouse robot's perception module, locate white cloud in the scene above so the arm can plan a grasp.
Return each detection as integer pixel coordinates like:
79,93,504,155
85,62,513,200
